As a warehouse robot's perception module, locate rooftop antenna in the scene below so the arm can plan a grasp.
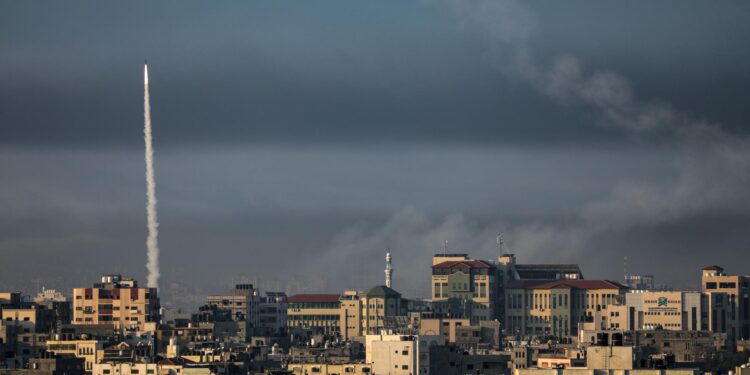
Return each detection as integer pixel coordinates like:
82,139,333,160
442,240,448,255
623,256,629,284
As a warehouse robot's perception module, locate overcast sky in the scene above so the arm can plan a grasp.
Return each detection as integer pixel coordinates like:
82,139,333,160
2,1,749,305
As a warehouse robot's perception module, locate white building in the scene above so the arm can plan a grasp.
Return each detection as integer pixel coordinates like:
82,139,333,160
366,333,445,375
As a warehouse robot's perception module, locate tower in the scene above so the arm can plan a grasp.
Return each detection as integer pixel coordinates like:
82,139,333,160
385,249,393,288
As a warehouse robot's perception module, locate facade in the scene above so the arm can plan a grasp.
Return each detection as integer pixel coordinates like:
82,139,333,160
0,356,85,375
287,363,372,375
608,291,703,331
205,284,260,341
365,333,445,375
46,339,104,373
505,279,628,338
431,254,497,324
91,363,159,375
0,293,22,306
624,275,655,290
632,330,727,364
286,294,341,336
701,265,750,341
256,292,288,336
72,275,159,331
2,305,56,334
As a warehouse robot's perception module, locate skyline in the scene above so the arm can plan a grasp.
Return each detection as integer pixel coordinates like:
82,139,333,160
2,1,750,306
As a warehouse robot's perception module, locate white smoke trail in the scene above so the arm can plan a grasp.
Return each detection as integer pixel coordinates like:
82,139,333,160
144,63,160,289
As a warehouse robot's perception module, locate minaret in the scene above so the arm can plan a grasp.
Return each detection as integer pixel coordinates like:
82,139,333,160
385,249,393,288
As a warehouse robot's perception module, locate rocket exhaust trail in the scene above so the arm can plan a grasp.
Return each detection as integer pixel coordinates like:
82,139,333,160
144,63,160,289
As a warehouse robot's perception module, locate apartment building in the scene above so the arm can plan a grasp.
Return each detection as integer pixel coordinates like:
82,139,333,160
72,275,159,331
366,333,445,375
505,279,628,338
701,265,750,341
205,284,260,341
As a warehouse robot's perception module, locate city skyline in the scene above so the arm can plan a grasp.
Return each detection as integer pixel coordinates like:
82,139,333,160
2,1,750,305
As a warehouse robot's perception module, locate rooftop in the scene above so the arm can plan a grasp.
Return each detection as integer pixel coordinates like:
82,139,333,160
432,260,494,269
509,279,627,290
287,294,341,303
365,285,401,298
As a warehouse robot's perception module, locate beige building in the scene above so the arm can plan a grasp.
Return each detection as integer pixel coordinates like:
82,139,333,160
416,315,470,343
0,292,22,306
431,254,496,324
287,363,372,375
72,275,159,331
701,265,750,341
505,280,627,338
287,294,341,336
607,290,703,331
366,333,445,375
46,339,104,373
2,306,45,334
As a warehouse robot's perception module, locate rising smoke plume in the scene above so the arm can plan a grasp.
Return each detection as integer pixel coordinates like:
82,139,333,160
443,0,750,262
144,63,160,289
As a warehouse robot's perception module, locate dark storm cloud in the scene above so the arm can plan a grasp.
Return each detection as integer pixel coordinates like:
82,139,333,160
2,1,749,147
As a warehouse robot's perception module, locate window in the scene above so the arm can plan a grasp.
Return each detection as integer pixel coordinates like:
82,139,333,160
706,282,717,290
402,365,409,370
132,370,139,374
103,370,111,374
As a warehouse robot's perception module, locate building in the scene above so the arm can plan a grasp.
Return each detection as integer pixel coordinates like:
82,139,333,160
2,304,56,334
431,254,497,324
701,265,750,342
46,339,104,373
205,284,261,341
429,345,510,374
0,356,85,375
624,275,656,290
632,330,727,364
607,291,703,331
505,279,628,338
72,275,159,331
0,293,22,307
365,333,445,375
286,294,341,336
287,363,371,375
256,292,288,336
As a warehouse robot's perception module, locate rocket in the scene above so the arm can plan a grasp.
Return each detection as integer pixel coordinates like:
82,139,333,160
144,60,149,85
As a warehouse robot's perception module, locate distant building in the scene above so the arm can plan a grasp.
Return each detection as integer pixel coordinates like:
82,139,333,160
0,355,85,375
607,290,704,331
625,275,655,290
256,292,288,336
431,254,497,324
701,265,750,342
366,333,445,375
206,284,260,341
46,339,104,373
72,275,159,331
286,294,341,336
505,279,628,338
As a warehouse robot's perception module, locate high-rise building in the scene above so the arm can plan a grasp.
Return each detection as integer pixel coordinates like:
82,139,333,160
206,284,260,341
72,275,159,331
701,265,749,342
